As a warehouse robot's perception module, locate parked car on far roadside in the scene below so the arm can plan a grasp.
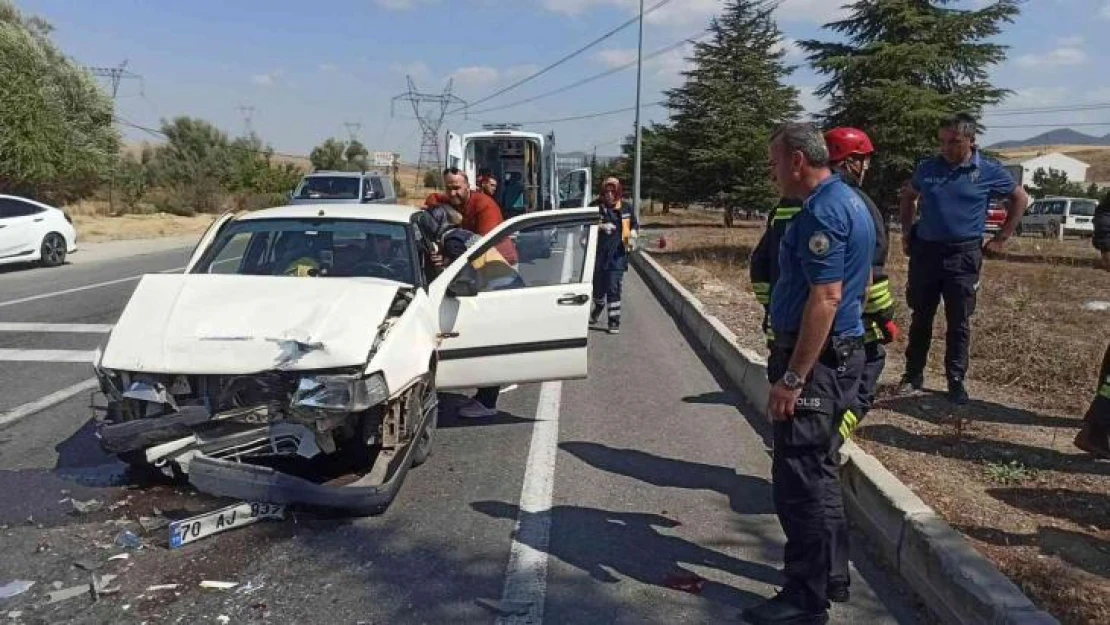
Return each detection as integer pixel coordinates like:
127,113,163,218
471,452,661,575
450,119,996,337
986,199,1007,234
1017,196,1097,238
287,171,396,206
0,194,78,268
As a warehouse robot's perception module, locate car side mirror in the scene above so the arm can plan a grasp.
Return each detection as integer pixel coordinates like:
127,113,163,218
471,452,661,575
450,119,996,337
446,264,479,297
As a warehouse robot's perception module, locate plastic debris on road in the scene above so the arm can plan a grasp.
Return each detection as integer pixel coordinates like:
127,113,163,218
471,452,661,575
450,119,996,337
114,531,142,550
1083,300,1110,312
70,499,102,514
146,584,180,592
663,572,707,594
46,584,91,605
217,616,230,624
108,554,130,562
199,581,238,591
0,581,35,600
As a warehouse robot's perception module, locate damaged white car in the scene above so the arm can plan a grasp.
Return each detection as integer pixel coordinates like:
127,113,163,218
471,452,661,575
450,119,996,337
93,202,598,515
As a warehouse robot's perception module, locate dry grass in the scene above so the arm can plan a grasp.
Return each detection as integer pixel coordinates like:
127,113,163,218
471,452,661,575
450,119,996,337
647,208,1110,624
73,213,216,243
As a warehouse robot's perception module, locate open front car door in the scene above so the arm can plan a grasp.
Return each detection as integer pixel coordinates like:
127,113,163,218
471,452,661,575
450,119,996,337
431,208,599,389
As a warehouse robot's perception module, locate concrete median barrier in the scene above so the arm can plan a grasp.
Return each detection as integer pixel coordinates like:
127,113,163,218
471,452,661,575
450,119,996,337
631,250,1058,625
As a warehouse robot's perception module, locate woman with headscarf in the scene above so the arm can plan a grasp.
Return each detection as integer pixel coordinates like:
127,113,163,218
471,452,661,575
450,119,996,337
589,177,639,335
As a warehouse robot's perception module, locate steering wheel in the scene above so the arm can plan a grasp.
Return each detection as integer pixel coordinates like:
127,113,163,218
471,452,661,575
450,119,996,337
351,259,399,280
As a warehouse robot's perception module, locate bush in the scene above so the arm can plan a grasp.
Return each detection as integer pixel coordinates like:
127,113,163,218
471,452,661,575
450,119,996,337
231,191,288,212
423,170,443,189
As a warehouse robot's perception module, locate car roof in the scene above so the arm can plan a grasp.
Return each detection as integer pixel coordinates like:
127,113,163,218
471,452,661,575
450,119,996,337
303,170,388,178
237,203,418,224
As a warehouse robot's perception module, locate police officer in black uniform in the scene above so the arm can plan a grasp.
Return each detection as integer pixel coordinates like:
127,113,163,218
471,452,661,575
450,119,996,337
742,123,874,625
898,113,1029,404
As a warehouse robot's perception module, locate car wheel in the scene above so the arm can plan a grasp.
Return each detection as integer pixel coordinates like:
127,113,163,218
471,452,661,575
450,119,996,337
411,376,438,468
39,233,67,267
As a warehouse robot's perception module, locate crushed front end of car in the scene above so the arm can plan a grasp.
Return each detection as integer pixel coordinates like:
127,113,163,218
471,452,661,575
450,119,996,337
92,273,436,515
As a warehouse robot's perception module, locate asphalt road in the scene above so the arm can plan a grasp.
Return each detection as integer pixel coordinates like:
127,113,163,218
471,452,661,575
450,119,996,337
0,246,927,624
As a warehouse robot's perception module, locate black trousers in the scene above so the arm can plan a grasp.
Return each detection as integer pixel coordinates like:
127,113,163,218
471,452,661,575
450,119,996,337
828,340,886,587
905,236,983,382
592,268,625,328
475,386,500,409
1085,343,1110,432
767,340,865,611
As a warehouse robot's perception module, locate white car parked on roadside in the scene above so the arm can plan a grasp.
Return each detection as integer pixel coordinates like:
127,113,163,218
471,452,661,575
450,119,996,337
92,201,598,515
0,194,78,268
1018,196,1098,239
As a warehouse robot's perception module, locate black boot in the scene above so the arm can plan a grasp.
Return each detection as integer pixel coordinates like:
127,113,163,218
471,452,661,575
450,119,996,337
947,378,969,405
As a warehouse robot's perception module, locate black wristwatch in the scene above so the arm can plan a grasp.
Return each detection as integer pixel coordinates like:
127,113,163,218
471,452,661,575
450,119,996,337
781,370,805,390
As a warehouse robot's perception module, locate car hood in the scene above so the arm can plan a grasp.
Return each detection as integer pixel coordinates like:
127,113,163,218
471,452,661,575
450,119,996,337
100,274,402,374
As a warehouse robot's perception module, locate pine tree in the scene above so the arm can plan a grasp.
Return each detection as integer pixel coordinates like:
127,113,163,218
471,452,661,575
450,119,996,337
662,0,801,222
801,0,1020,208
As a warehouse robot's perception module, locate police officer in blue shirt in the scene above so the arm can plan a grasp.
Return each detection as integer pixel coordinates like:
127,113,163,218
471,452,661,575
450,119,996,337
742,123,875,625
898,113,1029,404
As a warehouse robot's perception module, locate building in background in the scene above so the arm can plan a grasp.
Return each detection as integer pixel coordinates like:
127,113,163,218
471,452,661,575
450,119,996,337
1001,152,1090,188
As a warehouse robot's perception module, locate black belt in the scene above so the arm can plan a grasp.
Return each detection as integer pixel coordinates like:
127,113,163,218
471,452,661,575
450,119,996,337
772,333,863,352
911,235,982,252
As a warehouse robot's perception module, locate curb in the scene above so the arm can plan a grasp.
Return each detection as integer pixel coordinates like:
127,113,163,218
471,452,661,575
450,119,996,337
631,251,1058,625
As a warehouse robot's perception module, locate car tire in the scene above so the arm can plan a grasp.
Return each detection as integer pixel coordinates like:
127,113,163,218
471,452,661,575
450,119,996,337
411,376,438,468
39,232,67,267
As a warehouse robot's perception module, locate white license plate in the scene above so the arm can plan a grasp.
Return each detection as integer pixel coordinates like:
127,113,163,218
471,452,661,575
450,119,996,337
169,502,285,549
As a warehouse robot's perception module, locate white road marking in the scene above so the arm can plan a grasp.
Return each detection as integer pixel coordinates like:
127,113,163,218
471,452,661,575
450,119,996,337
0,266,185,309
0,323,113,333
0,378,98,428
495,228,580,625
497,381,561,625
0,349,98,363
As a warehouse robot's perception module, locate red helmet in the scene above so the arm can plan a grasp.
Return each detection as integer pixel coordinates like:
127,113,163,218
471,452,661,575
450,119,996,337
825,127,874,163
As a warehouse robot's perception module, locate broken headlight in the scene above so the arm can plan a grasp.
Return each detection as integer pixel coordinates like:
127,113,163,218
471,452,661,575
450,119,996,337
292,372,389,412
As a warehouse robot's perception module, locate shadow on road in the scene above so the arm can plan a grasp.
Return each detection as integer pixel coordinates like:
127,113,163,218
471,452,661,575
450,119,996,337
472,499,774,611
560,441,774,516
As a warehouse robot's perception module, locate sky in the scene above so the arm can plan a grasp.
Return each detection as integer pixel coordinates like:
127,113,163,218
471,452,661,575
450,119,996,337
16,0,1110,161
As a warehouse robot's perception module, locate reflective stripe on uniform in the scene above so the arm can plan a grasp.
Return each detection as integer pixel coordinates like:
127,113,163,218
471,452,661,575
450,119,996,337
839,409,860,440
773,207,801,222
864,319,883,344
752,282,771,305
865,280,894,314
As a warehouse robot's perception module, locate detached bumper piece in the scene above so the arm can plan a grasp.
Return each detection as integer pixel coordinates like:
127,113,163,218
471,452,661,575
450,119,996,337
187,432,419,517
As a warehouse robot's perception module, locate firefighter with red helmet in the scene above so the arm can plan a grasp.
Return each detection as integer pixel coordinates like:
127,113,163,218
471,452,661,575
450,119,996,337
825,127,896,603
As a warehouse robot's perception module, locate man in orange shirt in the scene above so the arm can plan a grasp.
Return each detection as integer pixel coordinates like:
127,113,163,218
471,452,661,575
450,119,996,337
425,168,515,419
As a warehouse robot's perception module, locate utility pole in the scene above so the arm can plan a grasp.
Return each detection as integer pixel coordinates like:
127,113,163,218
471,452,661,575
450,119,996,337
237,105,256,137
632,0,645,226
85,60,143,99
84,60,144,213
391,77,466,191
343,121,363,143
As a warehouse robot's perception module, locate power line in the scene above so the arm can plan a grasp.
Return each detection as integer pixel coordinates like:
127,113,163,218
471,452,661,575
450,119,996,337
984,102,1110,117
465,30,706,117
469,101,666,126
451,0,678,115
984,121,1110,129
84,60,144,99
237,104,256,136
390,77,466,189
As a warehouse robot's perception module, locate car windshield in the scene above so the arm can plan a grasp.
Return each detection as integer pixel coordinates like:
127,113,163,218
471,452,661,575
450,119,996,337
1070,200,1097,217
293,176,360,200
194,218,417,284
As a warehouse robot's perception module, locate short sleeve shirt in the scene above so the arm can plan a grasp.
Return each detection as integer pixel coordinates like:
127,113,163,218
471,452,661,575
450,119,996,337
770,175,875,338
911,151,1016,242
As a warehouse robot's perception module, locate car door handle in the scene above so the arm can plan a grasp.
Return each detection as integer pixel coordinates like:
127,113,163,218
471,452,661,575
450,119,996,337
557,294,589,306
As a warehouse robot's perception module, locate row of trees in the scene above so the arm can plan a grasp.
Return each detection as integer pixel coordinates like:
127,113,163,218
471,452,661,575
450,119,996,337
1029,168,1104,200
0,0,361,215
594,0,1022,223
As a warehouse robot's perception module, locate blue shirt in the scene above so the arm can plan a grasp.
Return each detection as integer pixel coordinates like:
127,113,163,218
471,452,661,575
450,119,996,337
911,150,1016,242
770,175,875,339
